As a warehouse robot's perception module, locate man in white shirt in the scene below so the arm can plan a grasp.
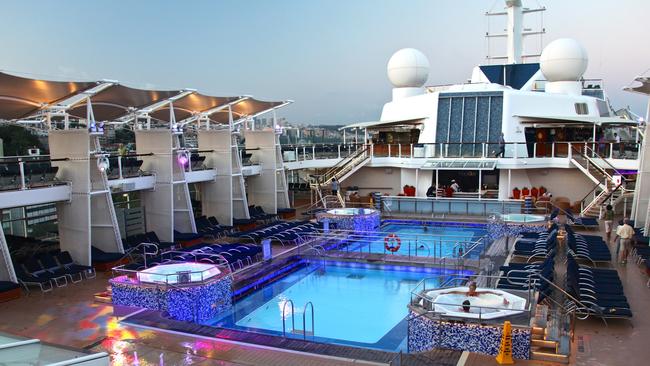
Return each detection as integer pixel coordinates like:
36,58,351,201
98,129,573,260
450,180,460,192
615,218,635,264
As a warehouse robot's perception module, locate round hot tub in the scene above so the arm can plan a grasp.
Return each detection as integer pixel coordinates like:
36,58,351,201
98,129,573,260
425,287,526,320
137,262,221,284
500,213,546,223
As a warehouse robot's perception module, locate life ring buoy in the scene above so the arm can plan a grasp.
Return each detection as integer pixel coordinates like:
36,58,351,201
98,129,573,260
384,233,401,253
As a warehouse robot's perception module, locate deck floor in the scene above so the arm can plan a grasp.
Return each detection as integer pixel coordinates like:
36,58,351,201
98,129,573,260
0,219,649,365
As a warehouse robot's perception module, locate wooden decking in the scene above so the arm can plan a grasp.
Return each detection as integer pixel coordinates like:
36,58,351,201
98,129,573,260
123,309,463,366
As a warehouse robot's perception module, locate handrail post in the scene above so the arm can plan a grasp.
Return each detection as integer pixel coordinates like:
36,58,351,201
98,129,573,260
337,144,341,159
18,161,26,190
551,142,555,157
302,146,306,160
388,144,392,157
398,143,402,158
118,156,124,179
312,145,316,160
568,142,572,160
533,142,537,157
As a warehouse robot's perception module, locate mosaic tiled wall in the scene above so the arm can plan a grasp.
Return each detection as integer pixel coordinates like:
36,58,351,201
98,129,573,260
111,276,233,322
487,221,546,241
408,311,531,359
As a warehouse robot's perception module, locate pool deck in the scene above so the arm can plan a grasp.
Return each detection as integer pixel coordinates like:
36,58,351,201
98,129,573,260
1,219,649,365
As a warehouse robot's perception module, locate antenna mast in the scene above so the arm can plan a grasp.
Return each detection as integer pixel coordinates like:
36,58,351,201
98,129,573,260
486,0,546,64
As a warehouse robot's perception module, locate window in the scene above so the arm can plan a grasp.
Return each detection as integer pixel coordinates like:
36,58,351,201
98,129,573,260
575,103,589,115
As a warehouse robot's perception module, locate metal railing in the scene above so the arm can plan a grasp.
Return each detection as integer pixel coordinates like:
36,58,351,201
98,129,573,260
281,298,315,340
381,196,527,216
281,141,641,162
297,228,490,262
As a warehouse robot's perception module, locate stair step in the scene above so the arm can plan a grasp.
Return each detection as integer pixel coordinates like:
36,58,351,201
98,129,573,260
531,351,569,364
531,326,546,335
531,339,558,350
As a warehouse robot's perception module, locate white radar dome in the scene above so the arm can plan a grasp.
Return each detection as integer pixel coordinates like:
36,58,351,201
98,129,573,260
540,38,588,82
387,48,430,88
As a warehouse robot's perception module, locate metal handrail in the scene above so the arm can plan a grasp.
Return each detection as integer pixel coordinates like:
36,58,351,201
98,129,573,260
281,299,295,337
302,301,314,340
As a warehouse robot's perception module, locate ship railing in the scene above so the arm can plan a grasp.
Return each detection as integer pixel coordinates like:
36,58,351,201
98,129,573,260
281,141,640,162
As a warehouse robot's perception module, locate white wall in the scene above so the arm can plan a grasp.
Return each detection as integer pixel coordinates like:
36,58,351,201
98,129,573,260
499,168,595,201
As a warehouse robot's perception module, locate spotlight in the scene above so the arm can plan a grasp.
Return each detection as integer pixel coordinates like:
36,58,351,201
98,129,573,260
177,150,189,167
97,155,110,172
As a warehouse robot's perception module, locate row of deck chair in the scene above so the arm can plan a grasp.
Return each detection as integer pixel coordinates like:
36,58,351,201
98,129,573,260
14,251,95,293
513,227,558,257
565,209,599,229
120,243,262,272
195,216,233,238
565,225,611,262
497,253,555,303
565,254,632,319
231,221,321,245
248,205,277,223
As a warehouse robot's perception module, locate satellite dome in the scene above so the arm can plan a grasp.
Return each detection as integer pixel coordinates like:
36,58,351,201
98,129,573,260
540,38,588,82
387,48,430,88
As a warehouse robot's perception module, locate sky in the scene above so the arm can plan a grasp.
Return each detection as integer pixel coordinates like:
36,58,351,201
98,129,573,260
1,0,649,124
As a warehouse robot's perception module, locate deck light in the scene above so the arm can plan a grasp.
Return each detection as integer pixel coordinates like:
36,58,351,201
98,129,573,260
177,150,189,167
97,155,110,172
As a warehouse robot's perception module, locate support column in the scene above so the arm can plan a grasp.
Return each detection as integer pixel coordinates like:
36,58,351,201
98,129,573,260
136,129,196,242
50,130,123,265
198,130,249,226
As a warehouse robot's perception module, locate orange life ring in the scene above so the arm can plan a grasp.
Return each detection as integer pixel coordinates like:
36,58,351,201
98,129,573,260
384,233,401,253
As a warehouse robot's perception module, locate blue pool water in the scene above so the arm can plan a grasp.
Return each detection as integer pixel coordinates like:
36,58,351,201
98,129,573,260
209,260,471,350
347,220,489,259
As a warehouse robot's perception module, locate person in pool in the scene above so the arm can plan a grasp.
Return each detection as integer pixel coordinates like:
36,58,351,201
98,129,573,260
445,281,510,305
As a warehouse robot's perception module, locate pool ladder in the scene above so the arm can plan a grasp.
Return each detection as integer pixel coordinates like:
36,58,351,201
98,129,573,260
281,299,315,340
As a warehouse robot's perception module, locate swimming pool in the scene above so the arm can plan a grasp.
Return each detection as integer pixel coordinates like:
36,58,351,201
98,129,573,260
345,220,489,259
209,260,471,351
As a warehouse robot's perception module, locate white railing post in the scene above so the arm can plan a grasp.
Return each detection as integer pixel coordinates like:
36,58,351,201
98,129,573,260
551,142,555,157
410,144,414,160
302,146,306,161
118,156,123,179
609,143,613,159
312,145,316,160
568,143,572,160
337,144,341,159
533,143,537,157
19,161,26,190
398,143,402,158
439,143,443,158
388,144,392,157
370,144,374,158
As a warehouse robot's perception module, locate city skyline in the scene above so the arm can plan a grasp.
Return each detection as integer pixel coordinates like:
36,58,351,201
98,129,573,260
1,0,648,124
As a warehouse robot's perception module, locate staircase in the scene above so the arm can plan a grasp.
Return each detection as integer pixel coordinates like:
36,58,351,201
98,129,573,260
309,146,370,207
570,145,630,217
529,305,570,363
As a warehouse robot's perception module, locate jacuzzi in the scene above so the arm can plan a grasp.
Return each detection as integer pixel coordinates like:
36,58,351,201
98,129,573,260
137,262,221,284
326,208,377,216
500,213,546,223
424,287,527,320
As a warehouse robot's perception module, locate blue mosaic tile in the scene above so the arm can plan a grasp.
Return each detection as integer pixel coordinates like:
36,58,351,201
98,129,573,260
408,311,531,359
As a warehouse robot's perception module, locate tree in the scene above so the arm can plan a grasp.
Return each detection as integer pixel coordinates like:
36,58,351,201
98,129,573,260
0,125,44,156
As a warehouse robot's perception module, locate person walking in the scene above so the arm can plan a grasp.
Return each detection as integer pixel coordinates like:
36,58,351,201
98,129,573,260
615,218,635,264
603,204,614,243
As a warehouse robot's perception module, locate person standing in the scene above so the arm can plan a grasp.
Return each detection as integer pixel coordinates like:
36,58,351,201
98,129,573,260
615,218,635,264
330,177,339,196
496,132,506,157
603,204,614,243
450,180,460,192
614,132,623,157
